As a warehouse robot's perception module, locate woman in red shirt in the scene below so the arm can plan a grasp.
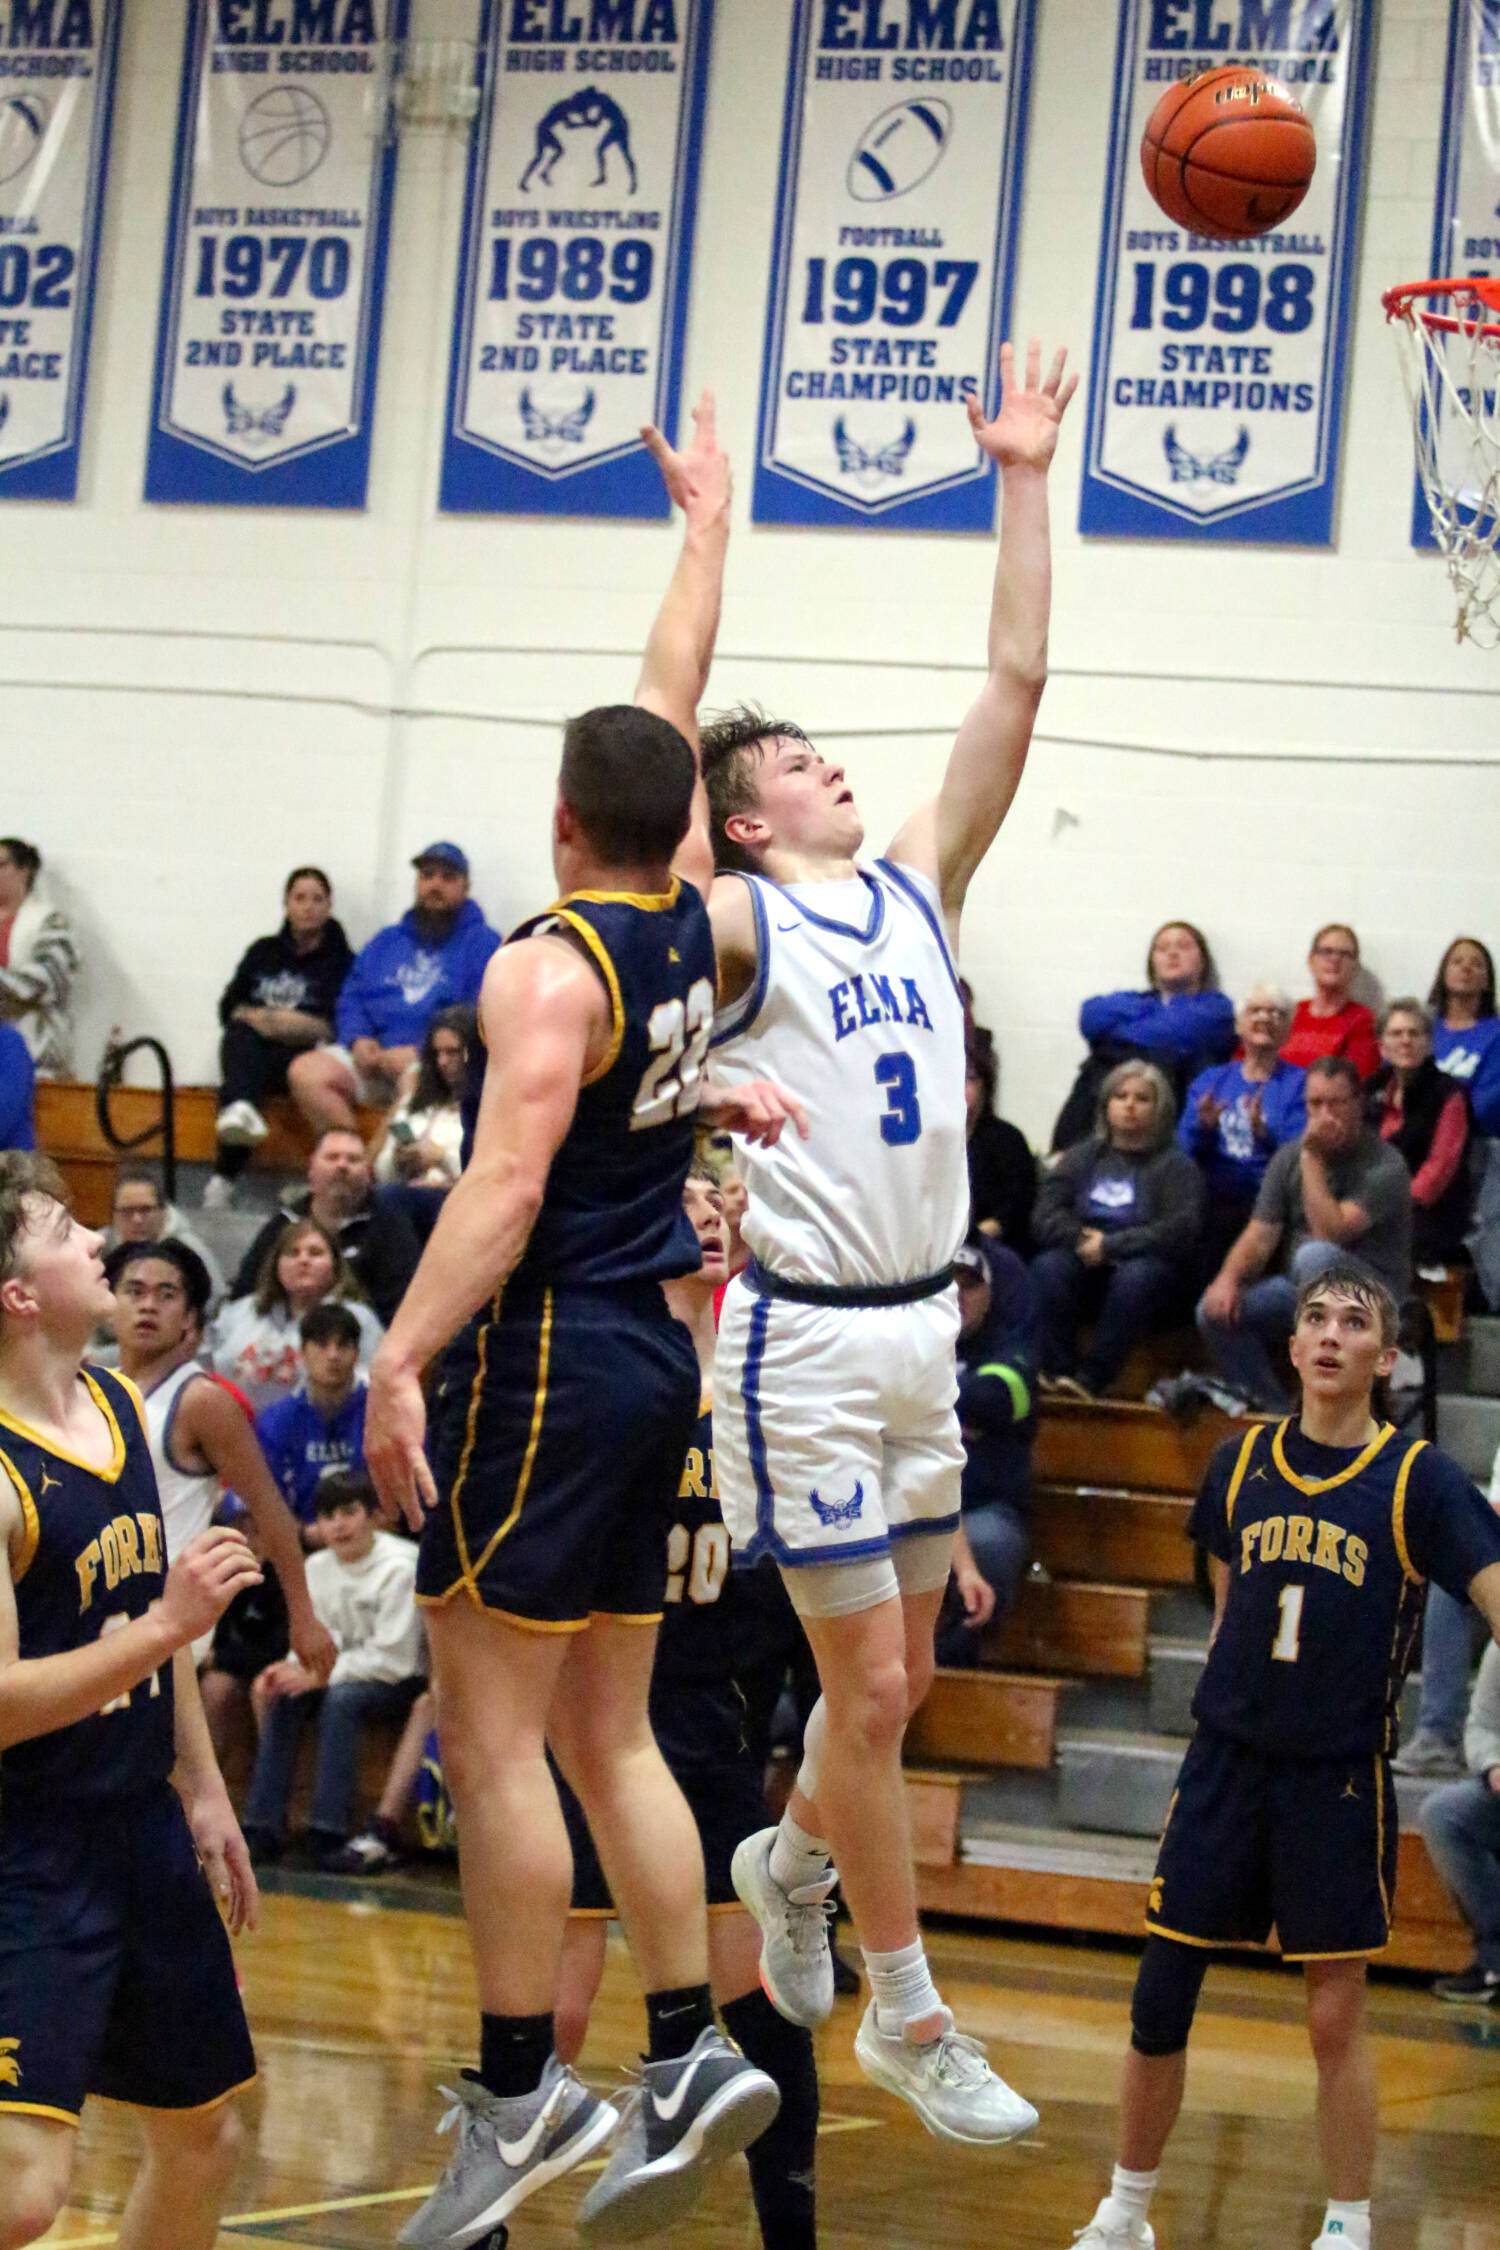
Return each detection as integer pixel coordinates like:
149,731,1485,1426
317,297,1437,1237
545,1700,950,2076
1281,922,1380,1079
1367,999,1472,1267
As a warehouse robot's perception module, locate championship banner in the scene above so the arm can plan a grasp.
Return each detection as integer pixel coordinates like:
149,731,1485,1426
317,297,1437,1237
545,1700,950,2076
145,0,406,510
1413,0,1500,550
1079,0,1375,546
0,1,121,502
753,0,1037,533
439,0,714,520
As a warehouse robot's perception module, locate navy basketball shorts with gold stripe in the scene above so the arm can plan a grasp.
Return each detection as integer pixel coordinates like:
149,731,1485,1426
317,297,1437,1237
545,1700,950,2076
1146,1725,1399,1962
0,1783,256,2124
418,1278,701,1629
554,1681,767,1915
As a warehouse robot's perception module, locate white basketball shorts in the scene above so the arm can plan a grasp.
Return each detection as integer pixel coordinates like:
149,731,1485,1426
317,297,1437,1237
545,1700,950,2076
714,1275,964,1579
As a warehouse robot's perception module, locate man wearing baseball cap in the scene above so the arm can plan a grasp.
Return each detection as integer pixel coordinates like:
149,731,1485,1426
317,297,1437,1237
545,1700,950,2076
288,846,500,1138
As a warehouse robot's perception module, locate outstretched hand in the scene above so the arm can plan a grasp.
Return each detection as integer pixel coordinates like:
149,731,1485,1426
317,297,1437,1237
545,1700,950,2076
699,1076,811,1150
967,340,1077,472
641,388,732,529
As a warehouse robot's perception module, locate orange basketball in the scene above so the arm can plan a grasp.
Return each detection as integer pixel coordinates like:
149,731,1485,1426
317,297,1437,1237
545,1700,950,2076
1140,66,1316,241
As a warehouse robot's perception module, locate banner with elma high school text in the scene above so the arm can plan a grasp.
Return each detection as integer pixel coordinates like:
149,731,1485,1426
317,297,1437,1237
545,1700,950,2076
440,0,713,520
1080,0,1374,545
146,0,406,510
1414,0,1500,550
753,0,1037,532
0,2,121,501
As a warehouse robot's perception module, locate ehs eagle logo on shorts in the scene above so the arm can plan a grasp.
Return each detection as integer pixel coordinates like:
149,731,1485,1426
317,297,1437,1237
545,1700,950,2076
808,1483,865,1528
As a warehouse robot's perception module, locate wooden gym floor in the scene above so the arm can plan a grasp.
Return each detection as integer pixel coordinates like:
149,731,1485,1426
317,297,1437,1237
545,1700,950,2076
34,1884,1500,2250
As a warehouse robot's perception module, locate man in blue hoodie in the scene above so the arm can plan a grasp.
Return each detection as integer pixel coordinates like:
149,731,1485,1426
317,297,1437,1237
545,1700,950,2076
289,845,500,1136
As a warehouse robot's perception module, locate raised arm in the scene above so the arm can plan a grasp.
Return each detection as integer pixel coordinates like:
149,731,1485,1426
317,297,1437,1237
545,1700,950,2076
365,937,607,1530
887,341,1077,936
635,391,733,900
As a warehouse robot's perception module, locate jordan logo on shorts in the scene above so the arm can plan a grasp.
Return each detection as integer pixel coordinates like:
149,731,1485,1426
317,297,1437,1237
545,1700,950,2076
808,1482,864,1528
0,2038,20,2087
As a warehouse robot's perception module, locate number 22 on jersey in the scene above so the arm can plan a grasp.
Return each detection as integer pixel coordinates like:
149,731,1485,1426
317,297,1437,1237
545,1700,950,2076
634,978,714,1130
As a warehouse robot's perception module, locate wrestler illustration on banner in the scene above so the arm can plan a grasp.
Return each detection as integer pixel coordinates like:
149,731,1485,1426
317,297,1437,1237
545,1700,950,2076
520,88,638,194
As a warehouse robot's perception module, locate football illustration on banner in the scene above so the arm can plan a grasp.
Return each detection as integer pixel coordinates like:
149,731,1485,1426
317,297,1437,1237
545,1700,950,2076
1140,66,1315,240
0,92,46,187
847,98,953,204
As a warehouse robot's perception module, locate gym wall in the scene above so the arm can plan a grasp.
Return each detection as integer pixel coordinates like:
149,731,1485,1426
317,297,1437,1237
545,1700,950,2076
5,0,1495,1144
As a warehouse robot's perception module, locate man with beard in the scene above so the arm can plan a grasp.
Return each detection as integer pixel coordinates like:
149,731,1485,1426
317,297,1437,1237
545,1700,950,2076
227,1127,419,1328
288,845,500,1138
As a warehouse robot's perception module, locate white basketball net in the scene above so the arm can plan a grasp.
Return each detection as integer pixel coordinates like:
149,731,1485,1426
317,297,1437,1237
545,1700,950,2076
1386,280,1500,647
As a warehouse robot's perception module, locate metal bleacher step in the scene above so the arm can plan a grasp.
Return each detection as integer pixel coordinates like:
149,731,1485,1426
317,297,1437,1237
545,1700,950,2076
1147,1638,1205,1737
1056,1728,1186,1837
1436,1392,1500,1484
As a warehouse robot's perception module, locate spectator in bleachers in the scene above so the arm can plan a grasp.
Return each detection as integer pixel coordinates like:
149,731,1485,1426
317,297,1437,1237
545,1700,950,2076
228,1126,420,1326
198,1511,290,1767
0,835,76,1078
240,1472,425,1870
369,1004,472,1237
204,866,354,1210
1032,1060,1205,1401
104,1159,226,1307
209,1215,382,1410
326,1687,438,1875
966,1023,1036,1257
1280,922,1380,1079
1197,1055,1412,1411
1367,999,1472,1269
1417,1641,1500,1999
1050,920,1234,1150
1430,936,1500,1135
287,843,499,1137
254,1301,368,1534
935,1237,1039,1666
0,1019,33,1151
1178,985,1306,1274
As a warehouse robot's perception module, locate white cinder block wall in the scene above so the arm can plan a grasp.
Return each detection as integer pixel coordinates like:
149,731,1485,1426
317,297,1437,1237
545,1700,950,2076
6,0,1497,1146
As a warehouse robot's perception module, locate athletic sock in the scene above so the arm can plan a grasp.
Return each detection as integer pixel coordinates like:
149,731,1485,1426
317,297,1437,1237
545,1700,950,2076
861,1936,944,2038
477,2011,553,2100
645,1982,715,2063
721,1989,818,2250
769,1813,833,1898
1101,2165,1159,2231
1321,2198,1371,2248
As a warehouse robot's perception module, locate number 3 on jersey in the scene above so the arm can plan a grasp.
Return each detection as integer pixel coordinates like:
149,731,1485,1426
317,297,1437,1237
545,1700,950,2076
875,1051,922,1145
634,978,714,1130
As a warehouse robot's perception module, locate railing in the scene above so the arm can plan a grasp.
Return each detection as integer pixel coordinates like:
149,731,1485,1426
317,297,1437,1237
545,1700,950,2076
95,1037,177,1206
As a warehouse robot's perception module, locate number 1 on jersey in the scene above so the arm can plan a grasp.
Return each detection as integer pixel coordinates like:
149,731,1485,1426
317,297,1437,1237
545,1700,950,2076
1272,1582,1304,1663
875,1052,922,1145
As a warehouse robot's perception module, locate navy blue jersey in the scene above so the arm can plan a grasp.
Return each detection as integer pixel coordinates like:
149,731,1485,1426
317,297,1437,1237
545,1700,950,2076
461,881,716,1288
0,1367,175,1804
1190,1417,1500,1760
655,1404,736,1692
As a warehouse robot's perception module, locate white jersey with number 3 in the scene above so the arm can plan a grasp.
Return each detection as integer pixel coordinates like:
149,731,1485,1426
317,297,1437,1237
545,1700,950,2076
710,860,969,1288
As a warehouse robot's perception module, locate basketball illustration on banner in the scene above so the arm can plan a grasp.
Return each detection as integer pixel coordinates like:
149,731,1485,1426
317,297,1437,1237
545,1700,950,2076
1140,66,1315,240
238,86,332,189
846,98,953,204
0,93,47,188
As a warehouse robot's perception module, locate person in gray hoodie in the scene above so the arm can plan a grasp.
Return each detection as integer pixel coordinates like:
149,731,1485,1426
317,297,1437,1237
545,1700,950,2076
1031,1059,1205,1400
1419,1639,1500,2001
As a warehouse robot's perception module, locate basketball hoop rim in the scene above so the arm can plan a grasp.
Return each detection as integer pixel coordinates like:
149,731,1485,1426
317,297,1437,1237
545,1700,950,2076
1383,277,1500,342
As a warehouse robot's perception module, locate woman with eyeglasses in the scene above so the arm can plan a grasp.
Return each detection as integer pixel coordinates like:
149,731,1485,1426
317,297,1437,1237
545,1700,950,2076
1280,923,1379,1081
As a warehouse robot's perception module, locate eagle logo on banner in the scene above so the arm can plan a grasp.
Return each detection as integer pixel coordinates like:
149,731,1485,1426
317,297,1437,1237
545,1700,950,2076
223,385,297,443
832,416,917,489
1163,425,1250,487
519,388,596,446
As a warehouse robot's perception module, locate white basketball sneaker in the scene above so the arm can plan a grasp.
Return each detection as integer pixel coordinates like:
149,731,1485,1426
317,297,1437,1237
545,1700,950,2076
853,2001,1039,2144
1073,2198,1156,2248
730,1826,836,2028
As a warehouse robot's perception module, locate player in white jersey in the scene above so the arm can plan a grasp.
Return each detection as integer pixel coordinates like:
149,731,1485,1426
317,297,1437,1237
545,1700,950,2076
640,340,1075,2143
110,1239,333,1681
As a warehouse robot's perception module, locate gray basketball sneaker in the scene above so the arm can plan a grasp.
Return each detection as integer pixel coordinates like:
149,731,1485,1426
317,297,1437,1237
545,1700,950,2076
575,2027,780,2244
730,1825,836,2027
398,2060,618,2249
854,2001,1039,2144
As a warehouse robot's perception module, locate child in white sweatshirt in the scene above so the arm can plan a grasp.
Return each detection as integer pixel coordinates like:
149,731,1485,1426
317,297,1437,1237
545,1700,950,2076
241,1472,424,1868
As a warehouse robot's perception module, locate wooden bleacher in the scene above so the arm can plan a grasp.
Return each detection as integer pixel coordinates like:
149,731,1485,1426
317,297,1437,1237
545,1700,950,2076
37,1080,385,1220
904,1392,1472,1973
